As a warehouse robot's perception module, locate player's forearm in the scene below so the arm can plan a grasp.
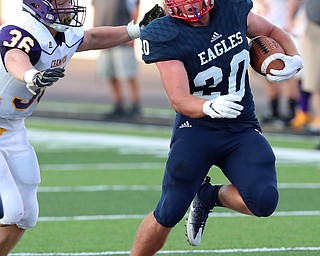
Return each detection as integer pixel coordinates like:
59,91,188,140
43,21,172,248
157,61,207,118
247,11,300,56
4,49,34,82
77,26,132,52
169,95,206,118
162,84,206,118
267,26,300,56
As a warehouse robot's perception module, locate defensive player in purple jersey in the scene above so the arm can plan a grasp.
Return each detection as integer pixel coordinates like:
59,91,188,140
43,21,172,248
130,0,303,255
0,0,164,254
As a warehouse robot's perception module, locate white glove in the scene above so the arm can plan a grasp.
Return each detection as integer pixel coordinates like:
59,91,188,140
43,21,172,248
126,4,165,39
24,68,65,95
266,54,304,82
203,94,244,119
126,21,140,40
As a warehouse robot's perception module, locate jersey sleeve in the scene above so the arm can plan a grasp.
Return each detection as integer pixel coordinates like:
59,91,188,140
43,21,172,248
140,17,183,64
247,0,253,12
0,25,42,67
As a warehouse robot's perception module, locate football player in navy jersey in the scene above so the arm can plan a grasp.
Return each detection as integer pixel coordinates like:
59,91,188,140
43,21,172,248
130,0,303,255
0,0,164,254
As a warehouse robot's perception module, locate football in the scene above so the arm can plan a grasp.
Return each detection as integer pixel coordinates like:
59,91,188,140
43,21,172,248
249,36,285,76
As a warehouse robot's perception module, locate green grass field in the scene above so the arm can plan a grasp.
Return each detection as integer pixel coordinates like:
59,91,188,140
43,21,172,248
11,117,320,256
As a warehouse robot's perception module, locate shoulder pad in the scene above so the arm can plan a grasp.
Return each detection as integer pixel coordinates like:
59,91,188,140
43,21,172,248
64,26,84,47
141,16,180,43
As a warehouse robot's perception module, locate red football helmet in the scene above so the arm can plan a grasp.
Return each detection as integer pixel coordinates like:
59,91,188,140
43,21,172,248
164,0,214,22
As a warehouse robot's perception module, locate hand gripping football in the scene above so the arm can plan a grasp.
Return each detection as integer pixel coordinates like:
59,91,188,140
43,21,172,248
249,36,285,76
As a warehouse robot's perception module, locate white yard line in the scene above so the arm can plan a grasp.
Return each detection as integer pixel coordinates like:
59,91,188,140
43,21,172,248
37,183,320,193
37,210,320,222
9,246,320,255
38,184,162,192
28,129,320,164
40,162,164,171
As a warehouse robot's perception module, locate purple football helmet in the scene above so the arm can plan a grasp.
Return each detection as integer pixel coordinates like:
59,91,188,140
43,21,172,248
22,0,86,32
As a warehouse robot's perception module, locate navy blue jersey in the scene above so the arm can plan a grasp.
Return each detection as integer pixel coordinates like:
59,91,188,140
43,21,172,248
140,0,260,131
141,1,278,229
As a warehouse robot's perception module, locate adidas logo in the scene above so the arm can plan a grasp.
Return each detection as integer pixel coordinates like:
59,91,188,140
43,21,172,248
210,32,222,43
179,121,192,129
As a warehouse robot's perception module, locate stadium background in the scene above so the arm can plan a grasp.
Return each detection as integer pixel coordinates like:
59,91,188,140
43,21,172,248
0,0,307,132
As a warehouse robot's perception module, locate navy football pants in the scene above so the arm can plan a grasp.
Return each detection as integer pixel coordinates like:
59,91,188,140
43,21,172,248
154,121,278,227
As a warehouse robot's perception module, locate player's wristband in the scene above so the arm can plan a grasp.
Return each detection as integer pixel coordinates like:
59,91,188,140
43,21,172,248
126,20,140,40
24,69,39,85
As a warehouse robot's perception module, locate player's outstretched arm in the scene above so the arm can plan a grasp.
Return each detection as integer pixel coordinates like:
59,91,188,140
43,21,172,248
78,4,165,52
